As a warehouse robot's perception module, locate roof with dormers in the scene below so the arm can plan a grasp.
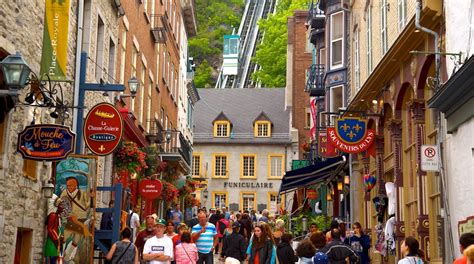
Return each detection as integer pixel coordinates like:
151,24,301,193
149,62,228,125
193,88,290,144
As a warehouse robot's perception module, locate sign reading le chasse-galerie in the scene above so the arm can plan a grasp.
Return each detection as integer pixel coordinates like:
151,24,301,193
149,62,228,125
17,124,76,161
327,117,375,154
83,103,123,156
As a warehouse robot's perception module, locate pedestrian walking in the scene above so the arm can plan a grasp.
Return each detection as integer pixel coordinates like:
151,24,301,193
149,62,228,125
454,232,474,264
273,219,285,245
142,218,174,264
246,224,273,264
175,231,198,264
398,236,425,264
222,221,246,264
465,245,474,264
309,231,329,263
276,233,298,264
296,239,316,264
323,228,359,263
128,206,140,242
135,215,157,261
344,222,371,263
217,213,229,256
191,211,218,264
305,223,319,240
106,227,139,264
166,220,178,239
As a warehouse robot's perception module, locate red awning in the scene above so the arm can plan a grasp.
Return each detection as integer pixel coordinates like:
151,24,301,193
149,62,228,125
119,108,148,147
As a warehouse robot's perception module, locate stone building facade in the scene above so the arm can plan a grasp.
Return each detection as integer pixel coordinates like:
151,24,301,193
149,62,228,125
192,89,295,214
0,0,121,262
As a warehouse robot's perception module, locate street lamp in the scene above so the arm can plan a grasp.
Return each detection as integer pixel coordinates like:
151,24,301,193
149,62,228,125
0,52,69,119
116,76,139,102
0,52,31,90
42,178,55,199
165,128,172,143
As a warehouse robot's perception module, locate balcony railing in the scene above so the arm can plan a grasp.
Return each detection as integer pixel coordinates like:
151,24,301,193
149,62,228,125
307,0,325,30
160,130,192,167
151,14,168,43
305,64,325,96
145,119,165,144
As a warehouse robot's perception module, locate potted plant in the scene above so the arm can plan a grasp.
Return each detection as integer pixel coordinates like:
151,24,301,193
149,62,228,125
114,141,147,176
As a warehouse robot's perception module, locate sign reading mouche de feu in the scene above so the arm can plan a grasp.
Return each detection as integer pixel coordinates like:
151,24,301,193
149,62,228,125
327,117,375,154
17,124,75,161
84,103,123,155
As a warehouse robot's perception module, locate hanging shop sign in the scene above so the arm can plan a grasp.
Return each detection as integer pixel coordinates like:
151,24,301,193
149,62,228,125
84,103,123,155
139,179,163,200
459,215,474,236
319,131,338,158
17,124,75,161
40,0,71,80
327,117,375,154
307,189,318,200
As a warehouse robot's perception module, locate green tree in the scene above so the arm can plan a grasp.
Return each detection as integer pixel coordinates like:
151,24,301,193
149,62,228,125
194,60,213,88
252,0,309,87
190,0,244,87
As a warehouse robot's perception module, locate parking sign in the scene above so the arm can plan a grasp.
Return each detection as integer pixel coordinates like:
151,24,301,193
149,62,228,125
421,145,439,172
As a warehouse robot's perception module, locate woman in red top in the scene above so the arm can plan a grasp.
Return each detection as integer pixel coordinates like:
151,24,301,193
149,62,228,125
216,213,229,256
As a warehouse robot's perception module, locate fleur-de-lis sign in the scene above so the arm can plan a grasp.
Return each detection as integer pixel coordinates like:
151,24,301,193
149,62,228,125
340,123,350,132
346,130,357,140
353,124,362,133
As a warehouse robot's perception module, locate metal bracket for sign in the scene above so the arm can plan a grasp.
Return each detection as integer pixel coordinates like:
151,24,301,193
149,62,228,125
75,52,125,154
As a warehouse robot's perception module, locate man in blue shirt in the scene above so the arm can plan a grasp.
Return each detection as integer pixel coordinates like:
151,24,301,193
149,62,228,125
192,212,218,263
171,204,183,229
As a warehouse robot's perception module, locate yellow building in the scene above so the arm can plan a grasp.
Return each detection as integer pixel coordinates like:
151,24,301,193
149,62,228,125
347,0,444,262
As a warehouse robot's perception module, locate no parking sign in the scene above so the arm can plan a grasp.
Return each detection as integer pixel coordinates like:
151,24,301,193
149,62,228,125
421,145,439,172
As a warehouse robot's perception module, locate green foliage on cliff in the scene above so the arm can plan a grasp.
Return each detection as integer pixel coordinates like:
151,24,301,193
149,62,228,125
252,0,309,87
190,0,244,88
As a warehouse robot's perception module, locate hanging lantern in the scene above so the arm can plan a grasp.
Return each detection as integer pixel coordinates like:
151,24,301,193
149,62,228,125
363,174,377,192
337,182,343,191
307,189,317,200
326,192,332,201
344,175,350,185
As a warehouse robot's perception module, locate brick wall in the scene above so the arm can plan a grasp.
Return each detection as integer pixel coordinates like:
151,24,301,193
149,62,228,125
289,11,312,159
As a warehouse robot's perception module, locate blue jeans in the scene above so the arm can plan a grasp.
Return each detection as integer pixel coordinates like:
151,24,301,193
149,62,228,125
197,251,214,264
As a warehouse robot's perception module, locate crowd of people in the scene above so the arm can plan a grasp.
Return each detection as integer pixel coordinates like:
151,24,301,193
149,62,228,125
101,205,474,264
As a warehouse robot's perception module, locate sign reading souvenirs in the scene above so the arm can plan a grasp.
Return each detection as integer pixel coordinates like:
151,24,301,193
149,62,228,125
139,179,163,200
84,103,123,155
327,117,375,154
224,182,274,189
17,124,75,161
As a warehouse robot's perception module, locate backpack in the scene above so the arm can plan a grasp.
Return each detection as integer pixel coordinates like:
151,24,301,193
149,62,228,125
313,251,329,264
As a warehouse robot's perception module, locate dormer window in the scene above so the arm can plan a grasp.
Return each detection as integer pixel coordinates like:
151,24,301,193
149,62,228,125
214,121,230,137
255,121,271,137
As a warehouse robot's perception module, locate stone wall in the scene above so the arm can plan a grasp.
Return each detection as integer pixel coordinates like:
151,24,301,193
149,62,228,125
0,0,120,262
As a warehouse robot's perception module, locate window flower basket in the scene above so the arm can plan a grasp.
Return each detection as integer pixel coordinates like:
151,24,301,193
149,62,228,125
301,142,311,152
114,141,147,175
161,181,179,202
